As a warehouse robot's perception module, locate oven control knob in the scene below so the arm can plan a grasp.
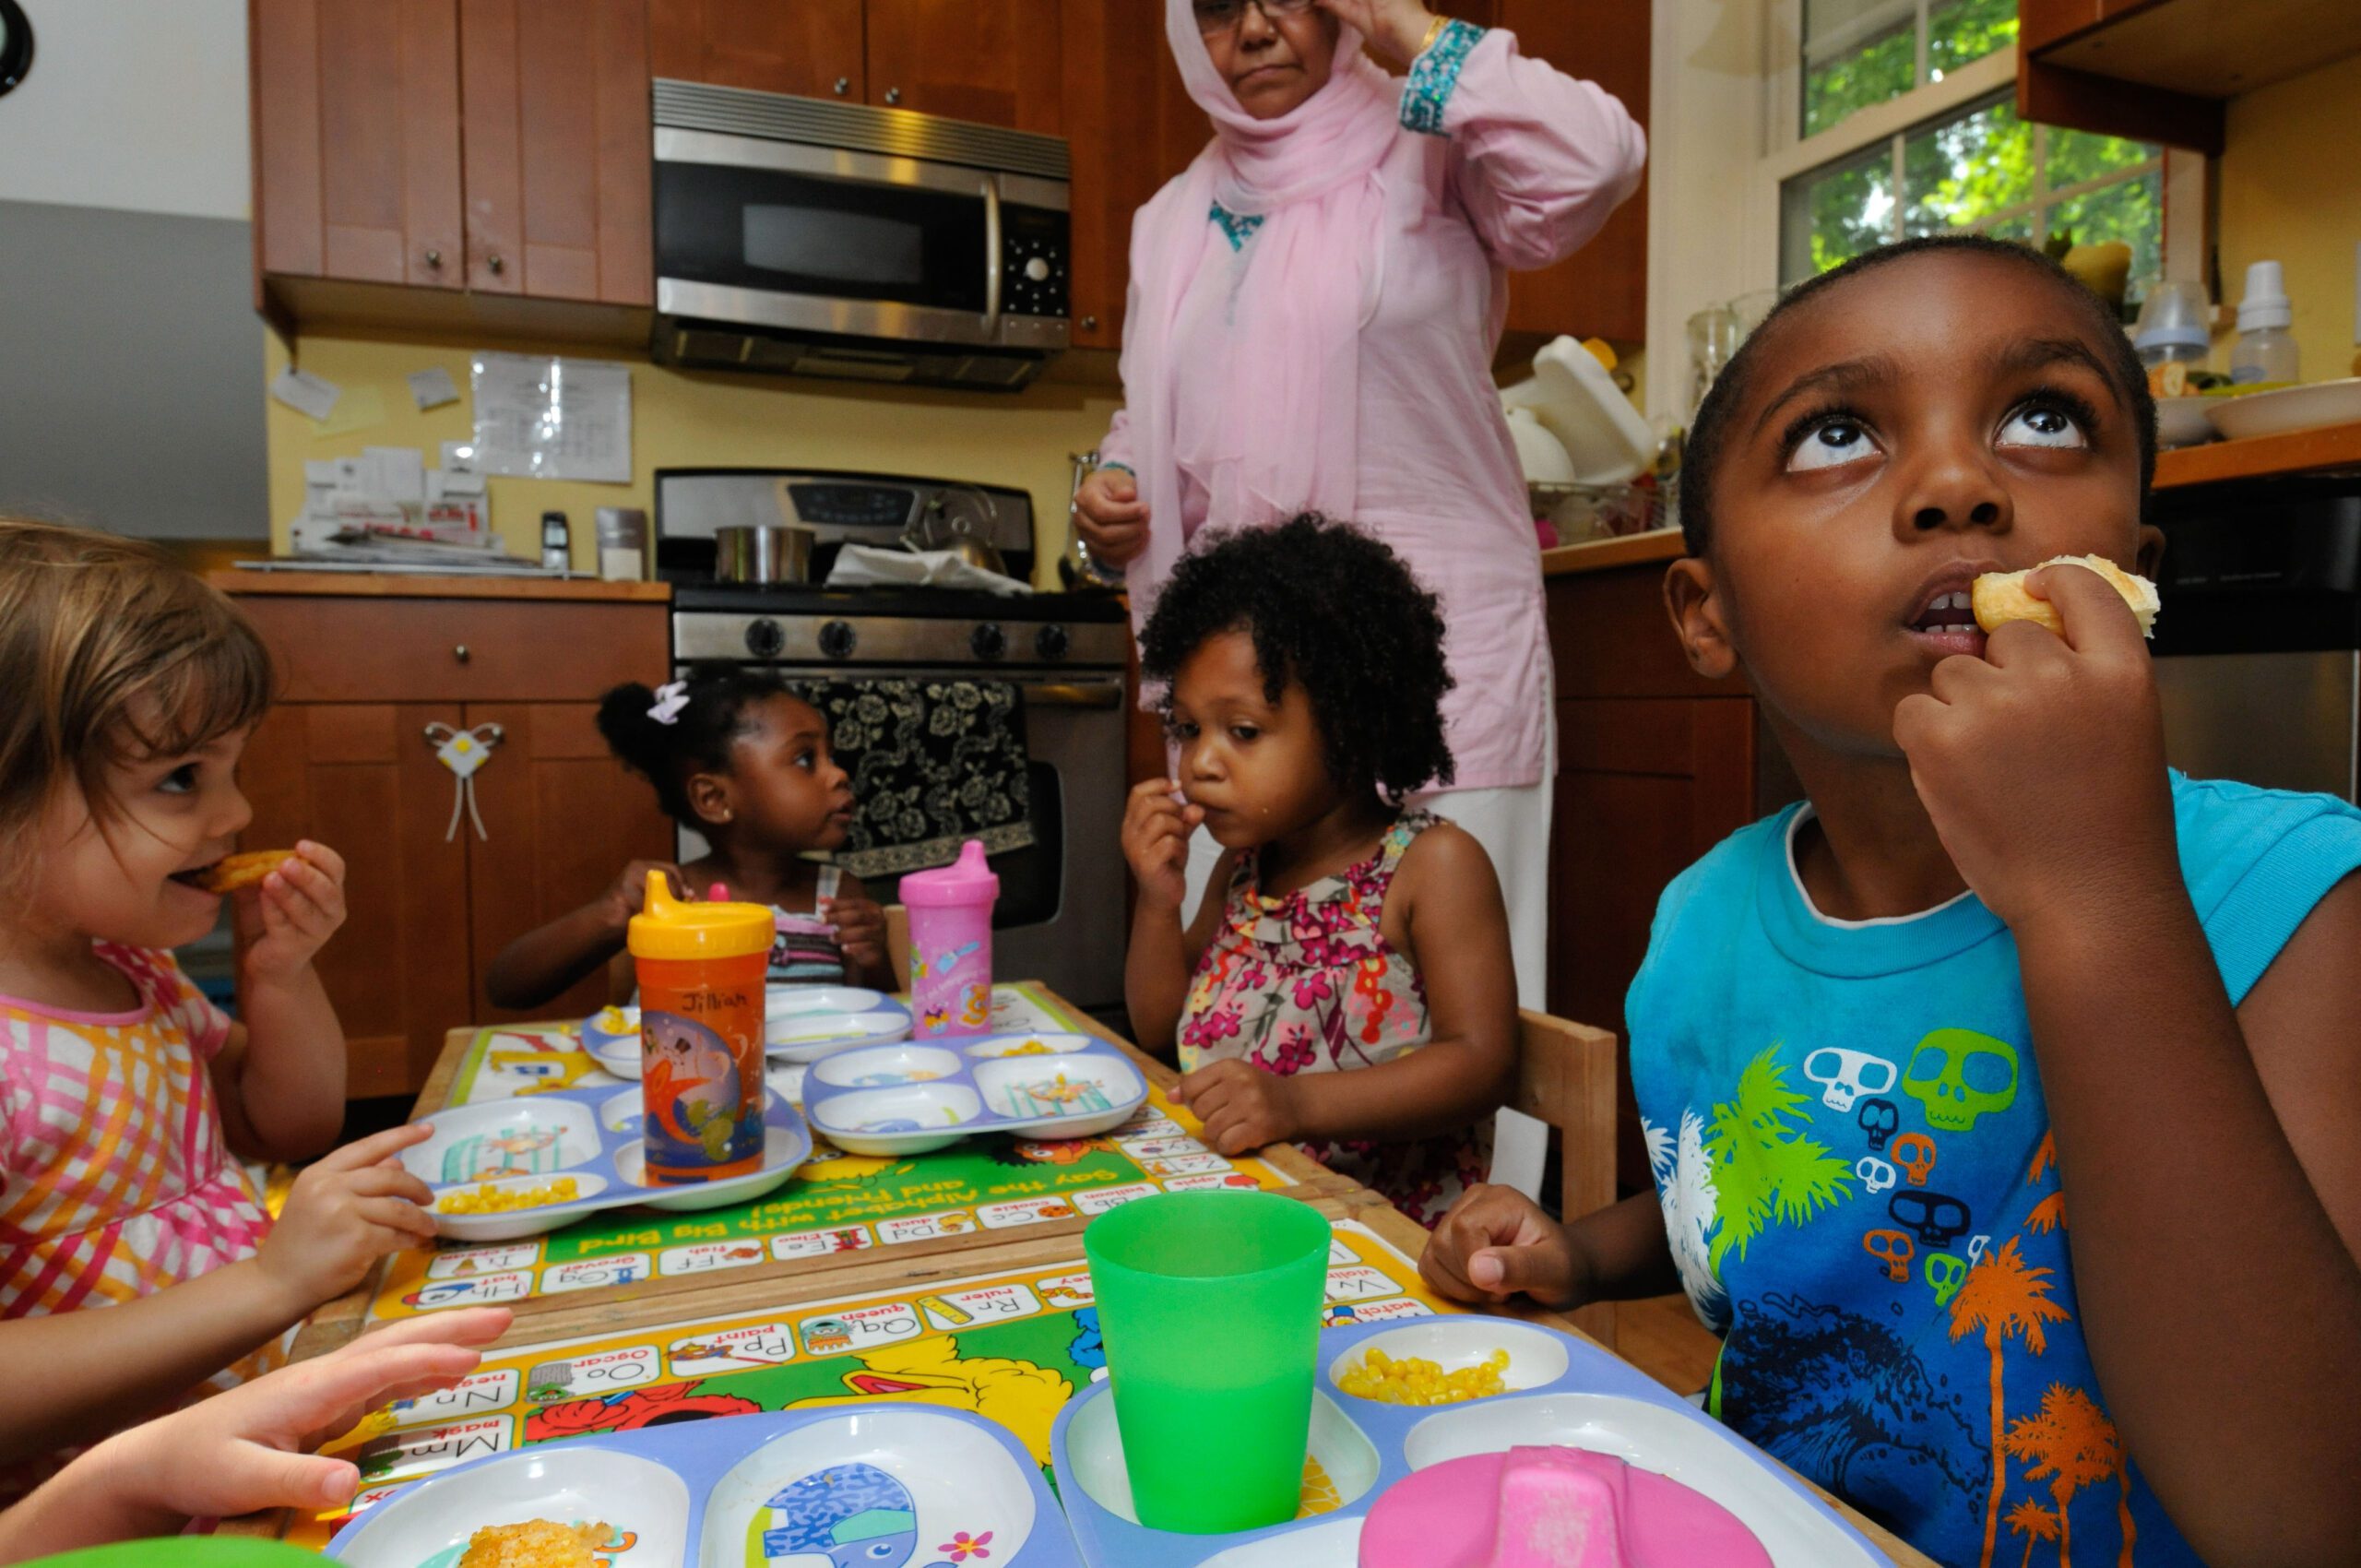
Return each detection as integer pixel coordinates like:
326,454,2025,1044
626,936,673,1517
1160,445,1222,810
970,623,1007,661
1036,624,1069,660
746,617,786,659
817,620,858,660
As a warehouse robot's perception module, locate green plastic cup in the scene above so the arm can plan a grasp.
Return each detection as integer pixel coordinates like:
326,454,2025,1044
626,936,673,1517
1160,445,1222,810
1084,1190,1331,1534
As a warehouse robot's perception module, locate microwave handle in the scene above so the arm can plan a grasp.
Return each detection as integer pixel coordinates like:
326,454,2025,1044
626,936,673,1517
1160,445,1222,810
982,174,1004,339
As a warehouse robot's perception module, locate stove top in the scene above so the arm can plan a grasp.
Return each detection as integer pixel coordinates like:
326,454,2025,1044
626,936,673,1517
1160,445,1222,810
670,582,1127,623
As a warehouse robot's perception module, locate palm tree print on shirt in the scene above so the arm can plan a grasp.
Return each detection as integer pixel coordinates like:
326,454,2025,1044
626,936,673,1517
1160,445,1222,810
1642,1108,1726,1326
2005,1500,2062,1568
1702,1045,1855,1275
2003,1384,2131,1568
1949,1236,2072,1568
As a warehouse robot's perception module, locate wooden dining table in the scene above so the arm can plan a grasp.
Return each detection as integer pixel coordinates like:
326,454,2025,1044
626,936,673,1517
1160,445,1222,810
231,982,1934,1566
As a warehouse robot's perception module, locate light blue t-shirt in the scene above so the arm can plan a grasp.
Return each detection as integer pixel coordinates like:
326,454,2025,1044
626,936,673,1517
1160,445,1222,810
1627,772,2361,1568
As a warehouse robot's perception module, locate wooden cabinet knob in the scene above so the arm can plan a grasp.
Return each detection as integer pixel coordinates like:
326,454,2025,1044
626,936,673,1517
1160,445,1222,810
454,644,470,663
1081,315,1099,333
834,77,850,95
487,254,504,276
424,247,442,268
884,87,902,105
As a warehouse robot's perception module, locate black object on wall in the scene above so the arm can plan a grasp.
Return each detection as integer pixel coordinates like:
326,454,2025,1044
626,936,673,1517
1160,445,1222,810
0,2,31,98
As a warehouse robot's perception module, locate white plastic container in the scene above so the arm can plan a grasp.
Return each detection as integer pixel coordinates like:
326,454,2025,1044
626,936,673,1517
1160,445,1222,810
2230,260,2300,386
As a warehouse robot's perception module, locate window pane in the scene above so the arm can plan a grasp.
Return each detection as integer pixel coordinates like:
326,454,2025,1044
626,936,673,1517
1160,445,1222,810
2050,168,2164,287
1803,0,1917,138
2046,125,2157,189
1780,141,1896,286
1927,0,2017,77
1902,95,2035,236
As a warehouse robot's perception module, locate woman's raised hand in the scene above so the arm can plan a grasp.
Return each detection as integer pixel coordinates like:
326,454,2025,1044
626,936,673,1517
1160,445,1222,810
1073,466,1151,570
1315,0,1439,64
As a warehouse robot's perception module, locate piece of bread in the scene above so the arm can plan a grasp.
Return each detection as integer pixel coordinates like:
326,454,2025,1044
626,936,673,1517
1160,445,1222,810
200,849,294,891
457,1520,606,1568
1972,555,2159,639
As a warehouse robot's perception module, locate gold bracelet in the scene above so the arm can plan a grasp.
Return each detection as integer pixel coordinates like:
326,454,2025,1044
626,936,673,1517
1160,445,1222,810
1418,12,1450,57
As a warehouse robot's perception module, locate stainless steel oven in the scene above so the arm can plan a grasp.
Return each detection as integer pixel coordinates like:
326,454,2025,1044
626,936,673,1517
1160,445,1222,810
651,80,1071,391
657,469,1133,1019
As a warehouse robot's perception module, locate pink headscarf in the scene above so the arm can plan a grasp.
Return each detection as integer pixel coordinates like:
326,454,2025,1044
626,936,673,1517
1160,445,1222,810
1127,0,1405,612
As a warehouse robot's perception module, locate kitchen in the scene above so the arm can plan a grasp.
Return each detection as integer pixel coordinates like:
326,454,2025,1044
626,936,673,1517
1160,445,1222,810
1,1,2358,1564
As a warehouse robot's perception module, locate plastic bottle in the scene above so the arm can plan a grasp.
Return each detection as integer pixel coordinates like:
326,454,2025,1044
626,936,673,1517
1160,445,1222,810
900,839,998,1038
629,873,774,1184
2229,260,2300,386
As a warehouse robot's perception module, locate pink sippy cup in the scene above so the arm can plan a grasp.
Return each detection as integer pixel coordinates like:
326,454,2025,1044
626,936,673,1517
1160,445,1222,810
900,839,998,1037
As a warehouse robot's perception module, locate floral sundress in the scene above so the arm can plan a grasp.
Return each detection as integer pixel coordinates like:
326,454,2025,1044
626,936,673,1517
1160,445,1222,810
1180,811,1489,1227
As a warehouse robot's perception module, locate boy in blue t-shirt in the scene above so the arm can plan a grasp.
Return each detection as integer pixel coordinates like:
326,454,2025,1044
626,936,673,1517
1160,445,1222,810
1421,235,2361,1568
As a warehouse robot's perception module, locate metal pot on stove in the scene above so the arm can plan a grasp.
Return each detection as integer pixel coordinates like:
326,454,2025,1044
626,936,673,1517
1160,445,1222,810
713,480,820,584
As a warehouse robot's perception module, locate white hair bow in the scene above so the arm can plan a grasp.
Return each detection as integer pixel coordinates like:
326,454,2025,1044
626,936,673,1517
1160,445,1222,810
648,682,689,725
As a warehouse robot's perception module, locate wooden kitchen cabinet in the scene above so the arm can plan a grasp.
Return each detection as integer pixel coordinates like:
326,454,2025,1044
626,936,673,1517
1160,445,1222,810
219,577,674,1098
250,0,465,290
648,0,868,100
865,0,1064,130
459,0,655,304
1546,558,1793,1191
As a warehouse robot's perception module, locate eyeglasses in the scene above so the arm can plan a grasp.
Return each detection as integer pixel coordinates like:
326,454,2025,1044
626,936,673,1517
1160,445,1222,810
1192,0,1319,36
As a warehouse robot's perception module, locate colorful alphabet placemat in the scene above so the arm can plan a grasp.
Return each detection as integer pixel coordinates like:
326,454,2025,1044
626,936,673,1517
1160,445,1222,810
368,988,1293,1322
302,1218,1451,1550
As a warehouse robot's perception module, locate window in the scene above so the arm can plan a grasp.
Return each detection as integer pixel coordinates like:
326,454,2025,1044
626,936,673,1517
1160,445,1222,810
1776,0,2163,291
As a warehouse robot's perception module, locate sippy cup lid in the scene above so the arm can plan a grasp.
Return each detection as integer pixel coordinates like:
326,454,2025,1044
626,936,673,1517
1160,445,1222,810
899,839,1000,908
626,871,774,960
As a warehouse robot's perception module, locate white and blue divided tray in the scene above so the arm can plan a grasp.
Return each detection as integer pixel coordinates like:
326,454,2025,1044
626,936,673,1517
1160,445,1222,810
402,1084,811,1243
803,1031,1149,1157
582,985,913,1076
1049,1316,1890,1568
326,1405,1080,1567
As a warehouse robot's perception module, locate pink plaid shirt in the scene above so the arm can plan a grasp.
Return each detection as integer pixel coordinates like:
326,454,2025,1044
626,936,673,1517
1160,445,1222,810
0,943,280,1501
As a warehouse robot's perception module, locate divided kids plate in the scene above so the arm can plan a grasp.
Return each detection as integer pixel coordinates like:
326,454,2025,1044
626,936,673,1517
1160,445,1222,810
1050,1316,1889,1568
581,986,913,1077
325,1405,1080,1567
803,1031,1150,1157
404,1085,812,1242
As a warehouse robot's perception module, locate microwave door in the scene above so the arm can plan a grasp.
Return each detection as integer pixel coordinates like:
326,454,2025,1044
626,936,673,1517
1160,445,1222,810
656,130,999,346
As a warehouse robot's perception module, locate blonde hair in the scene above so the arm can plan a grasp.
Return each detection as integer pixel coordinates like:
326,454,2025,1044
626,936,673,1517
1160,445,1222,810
0,518,274,900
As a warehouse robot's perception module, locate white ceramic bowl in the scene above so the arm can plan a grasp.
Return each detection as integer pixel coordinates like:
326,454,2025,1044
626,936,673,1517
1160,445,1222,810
2206,377,2361,443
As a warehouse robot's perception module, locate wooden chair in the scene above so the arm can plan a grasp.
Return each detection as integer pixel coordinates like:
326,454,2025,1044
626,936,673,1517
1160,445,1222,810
1511,1008,1620,1348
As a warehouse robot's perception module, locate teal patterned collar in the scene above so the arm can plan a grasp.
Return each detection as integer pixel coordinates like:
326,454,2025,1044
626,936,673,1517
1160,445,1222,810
1210,202,1266,252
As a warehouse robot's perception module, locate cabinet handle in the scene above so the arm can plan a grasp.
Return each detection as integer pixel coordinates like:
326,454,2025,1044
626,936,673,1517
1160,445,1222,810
1081,315,1099,333
453,644,470,663
884,87,902,105
834,77,850,95
424,247,442,268
487,254,504,276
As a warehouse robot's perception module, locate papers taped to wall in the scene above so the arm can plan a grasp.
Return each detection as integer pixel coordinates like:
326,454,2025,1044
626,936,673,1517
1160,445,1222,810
469,352,632,483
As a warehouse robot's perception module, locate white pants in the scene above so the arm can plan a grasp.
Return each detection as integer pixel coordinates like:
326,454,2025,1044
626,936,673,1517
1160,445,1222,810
1180,734,1556,1200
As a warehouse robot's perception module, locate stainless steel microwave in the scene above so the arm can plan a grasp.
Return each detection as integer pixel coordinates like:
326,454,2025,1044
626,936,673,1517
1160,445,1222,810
650,79,1072,391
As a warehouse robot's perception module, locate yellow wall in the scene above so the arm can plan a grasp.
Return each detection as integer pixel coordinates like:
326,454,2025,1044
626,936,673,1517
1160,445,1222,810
2217,52,2361,383
263,331,1124,582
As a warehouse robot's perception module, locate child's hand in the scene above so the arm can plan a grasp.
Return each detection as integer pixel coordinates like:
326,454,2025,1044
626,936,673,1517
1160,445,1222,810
257,1123,439,1313
236,841,347,984
1173,1059,1302,1155
822,895,889,976
1121,778,1203,912
89,1308,512,1519
1892,562,2178,931
1421,1184,1588,1310
601,859,689,931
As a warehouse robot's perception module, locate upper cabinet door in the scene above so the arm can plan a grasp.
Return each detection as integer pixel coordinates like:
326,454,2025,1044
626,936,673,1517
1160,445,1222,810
252,0,464,287
459,0,654,304
1496,0,1650,343
648,0,867,101
1060,0,1204,350
865,0,1065,131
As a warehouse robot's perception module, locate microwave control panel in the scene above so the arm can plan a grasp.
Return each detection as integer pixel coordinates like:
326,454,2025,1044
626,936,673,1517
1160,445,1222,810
1003,205,1072,320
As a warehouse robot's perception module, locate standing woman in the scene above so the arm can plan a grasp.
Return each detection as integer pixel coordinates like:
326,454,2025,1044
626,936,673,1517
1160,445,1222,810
1075,0,1645,1024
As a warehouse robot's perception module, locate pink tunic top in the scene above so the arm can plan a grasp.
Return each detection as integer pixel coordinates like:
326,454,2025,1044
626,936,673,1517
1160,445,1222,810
0,944,279,1501
1100,29,1645,791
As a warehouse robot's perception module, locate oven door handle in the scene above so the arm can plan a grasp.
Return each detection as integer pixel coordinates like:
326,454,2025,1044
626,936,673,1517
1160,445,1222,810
1023,680,1125,710
981,173,1004,340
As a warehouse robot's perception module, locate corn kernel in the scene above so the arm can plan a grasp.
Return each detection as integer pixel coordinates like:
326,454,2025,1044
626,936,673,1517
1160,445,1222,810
1335,1346,1511,1405
436,1177,580,1215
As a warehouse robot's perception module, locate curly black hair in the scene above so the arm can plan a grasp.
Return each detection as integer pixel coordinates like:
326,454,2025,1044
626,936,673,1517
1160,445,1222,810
596,661,801,825
1140,514,1454,804
1682,233,2155,556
